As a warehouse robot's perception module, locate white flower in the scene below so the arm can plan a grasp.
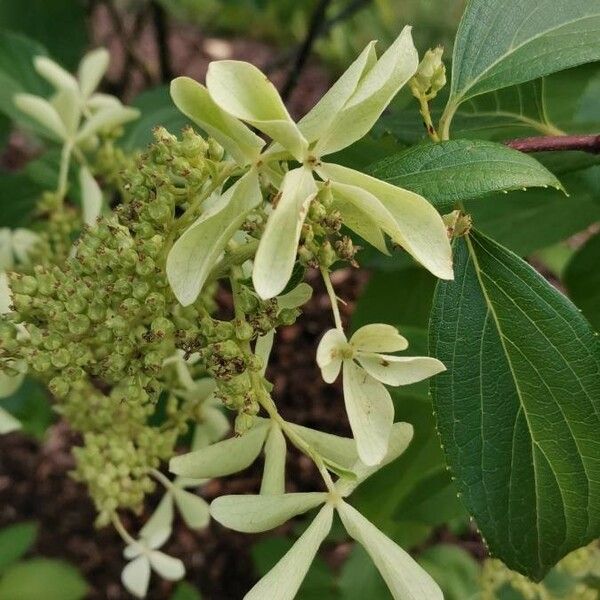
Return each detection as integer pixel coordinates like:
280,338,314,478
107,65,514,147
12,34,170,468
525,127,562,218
210,423,443,600
168,27,453,304
121,529,185,599
317,324,445,466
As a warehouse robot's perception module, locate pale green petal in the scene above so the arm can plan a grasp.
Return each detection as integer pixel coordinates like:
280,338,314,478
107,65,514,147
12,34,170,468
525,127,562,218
51,88,81,136
206,60,308,160
170,421,269,478
79,166,103,226
121,556,151,599
167,170,261,305
211,492,327,533
244,504,333,600
343,361,394,466
203,405,231,444
0,232,13,269
255,329,274,376
86,93,121,111
78,48,110,99
331,194,388,255
76,105,139,142
252,167,317,299
287,422,358,469
330,181,407,252
0,406,20,434
336,422,413,496
315,26,418,155
173,488,210,529
317,163,453,280
337,502,443,600
298,41,376,143
316,328,346,384
261,424,287,495
356,353,446,386
144,527,171,551
14,94,68,140
170,77,264,165
140,494,174,540
148,551,185,581
350,324,408,353
12,229,40,264
277,283,313,310
34,56,78,92
0,272,12,313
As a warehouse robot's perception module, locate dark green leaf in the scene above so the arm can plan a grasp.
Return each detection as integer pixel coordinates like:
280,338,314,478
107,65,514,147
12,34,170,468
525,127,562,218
0,559,87,600
369,140,561,210
170,581,202,600
1,377,54,439
430,229,600,580
0,172,45,228
448,0,600,108
563,231,600,331
0,522,37,572
0,1,86,70
120,86,192,151
338,546,390,600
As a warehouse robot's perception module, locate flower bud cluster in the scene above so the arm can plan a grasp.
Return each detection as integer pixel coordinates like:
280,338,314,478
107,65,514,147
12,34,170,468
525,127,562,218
298,188,358,269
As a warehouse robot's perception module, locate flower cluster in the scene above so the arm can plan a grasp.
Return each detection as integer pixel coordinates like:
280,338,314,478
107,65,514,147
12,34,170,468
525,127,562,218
0,29,456,599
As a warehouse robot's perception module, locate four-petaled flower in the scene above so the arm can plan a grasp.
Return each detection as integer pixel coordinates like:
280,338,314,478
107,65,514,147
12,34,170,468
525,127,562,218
317,324,445,465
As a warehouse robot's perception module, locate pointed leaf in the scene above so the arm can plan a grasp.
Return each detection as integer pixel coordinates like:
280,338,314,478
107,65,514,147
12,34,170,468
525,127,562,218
315,27,418,156
170,77,264,165
252,167,317,299
207,60,307,160
343,361,394,466
167,170,261,305
122,556,151,599
318,163,453,280
351,324,408,353
430,229,600,580
170,421,269,478
78,48,109,99
338,502,443,600
79,166,102,226
244,504,333,600
211,492,327,533
261,424,287,495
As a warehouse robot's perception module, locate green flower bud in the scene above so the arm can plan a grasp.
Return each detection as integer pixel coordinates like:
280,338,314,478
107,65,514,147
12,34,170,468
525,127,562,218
51,348,71,369
234,412,256,435
410,47,446,99
234,319,254,341
49,376,70,398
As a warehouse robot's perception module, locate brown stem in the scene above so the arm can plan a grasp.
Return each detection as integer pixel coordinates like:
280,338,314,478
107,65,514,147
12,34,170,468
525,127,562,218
505,134,600,154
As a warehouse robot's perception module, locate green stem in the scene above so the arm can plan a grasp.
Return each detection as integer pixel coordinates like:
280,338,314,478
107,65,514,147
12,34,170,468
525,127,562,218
320,267,343,331
438,101,458,141
207,240,259,283
57,141,73,203
111,513,138,546
417,95,440,142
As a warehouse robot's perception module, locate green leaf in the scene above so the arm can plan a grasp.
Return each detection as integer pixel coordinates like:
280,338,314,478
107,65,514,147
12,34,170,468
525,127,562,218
448,0,600,109
468,166,600,256
369,140,562,210
0,173,44,228
0,558,87,600
0,522,37,572
430,229,600,580
0,377,53,439
171,581,202,600
563,231,600,331
338,546,390,600
0,1,86,70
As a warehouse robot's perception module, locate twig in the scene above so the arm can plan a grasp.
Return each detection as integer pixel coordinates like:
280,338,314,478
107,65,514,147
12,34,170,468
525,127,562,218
150,0,172,82
265,0,373,76
505,134,600,154
281,0,333,102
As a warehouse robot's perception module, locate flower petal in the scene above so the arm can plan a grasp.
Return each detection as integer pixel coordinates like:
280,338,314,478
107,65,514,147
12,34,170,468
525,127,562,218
170,421,269,479
78,48,110,99
34,56,78,93
350,324,408,353
276,283,313,310
0,406,20,434
255,329,275,376
76,104,139,142
148,551,185,581
287,422,358,469
206,60,307,160
211,492,327,533
252,167,317,299
337,502,443,600
316,328,347,383
298,41,376,144
167,169,261,306
244,504,333,600
343,361,394,466
0,273,12,315
356,354,446,386
336,422,413,496
173,488,210,529
121,556,151,599
51,88,81,136
261,423,287,495
79,166,103,226
14,94,68,140
170,77,264,165
315,26,418,156
318,163,453,280
140,494,174,540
